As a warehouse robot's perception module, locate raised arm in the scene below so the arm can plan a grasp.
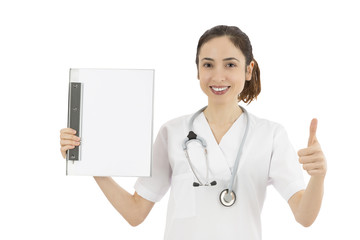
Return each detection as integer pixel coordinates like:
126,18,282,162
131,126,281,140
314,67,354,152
60,128,155,227
288,119,327,227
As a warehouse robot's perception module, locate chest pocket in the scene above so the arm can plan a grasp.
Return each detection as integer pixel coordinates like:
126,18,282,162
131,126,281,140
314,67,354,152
171,173,196,219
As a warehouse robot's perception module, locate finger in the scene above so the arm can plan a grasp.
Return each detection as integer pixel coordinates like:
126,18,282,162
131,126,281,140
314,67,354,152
307,169,326,177
60,139,81,147
60,145,76,159
61,144,75,151
60,128,77,135
302,162,322,171
60,133,81,141
299,155,318,164
297,143,320,156
61,145,76,152
308,118,318,147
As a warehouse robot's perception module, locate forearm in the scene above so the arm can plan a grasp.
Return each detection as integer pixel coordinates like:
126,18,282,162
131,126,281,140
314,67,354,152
93,176,141,226
296,176,325,227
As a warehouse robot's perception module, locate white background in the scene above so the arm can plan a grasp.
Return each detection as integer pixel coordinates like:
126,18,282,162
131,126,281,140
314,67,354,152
1,0,359,239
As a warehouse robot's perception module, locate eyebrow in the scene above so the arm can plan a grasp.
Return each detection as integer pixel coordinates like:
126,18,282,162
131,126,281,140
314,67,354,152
201,57,240,62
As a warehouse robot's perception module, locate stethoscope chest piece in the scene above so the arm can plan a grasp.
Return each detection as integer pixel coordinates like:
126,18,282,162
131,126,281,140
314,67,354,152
219,189,236,207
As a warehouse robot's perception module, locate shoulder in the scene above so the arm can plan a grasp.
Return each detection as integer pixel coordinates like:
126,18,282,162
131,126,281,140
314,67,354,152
162,114,191,128
244,111,293,153
158,114,191,132
246,111,288,138
157,109,288,137
248,111,284,130
156,113,192,139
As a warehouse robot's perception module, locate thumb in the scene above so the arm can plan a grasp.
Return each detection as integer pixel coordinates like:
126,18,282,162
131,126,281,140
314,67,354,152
308,118,318,146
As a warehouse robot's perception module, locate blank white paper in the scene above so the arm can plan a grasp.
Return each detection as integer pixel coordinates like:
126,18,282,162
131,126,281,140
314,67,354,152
66,68,154,177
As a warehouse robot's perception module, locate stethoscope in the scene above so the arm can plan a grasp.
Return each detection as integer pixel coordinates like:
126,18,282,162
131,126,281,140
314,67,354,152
182,105,250,207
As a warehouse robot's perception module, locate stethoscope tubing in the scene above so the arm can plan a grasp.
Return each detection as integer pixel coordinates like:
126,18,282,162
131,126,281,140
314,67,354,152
183,105,249,205
227,106,249,195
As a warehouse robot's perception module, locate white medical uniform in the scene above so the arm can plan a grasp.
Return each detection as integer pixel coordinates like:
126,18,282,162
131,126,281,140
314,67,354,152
135,110,305,240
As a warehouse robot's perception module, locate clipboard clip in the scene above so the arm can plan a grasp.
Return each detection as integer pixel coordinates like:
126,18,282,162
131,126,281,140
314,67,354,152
67,82,82,161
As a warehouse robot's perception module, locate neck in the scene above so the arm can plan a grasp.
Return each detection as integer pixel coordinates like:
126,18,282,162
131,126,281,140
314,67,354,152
203,102,242,125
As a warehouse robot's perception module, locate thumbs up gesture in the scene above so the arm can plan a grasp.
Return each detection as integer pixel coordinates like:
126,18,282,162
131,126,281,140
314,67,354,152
298,119,327,178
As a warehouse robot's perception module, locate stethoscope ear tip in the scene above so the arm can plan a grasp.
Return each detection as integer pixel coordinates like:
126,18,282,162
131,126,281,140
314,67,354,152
193,182,200,187
193,181,217,187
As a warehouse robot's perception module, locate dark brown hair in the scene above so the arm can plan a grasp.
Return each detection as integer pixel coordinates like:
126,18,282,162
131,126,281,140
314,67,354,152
196,25,261,104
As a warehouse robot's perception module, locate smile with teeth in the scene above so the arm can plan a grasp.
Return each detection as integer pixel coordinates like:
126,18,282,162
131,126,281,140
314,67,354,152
211,86,229,92
210,86,230,95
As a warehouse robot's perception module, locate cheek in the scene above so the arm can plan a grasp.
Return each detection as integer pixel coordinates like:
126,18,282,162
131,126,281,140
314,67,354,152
198,69,208,79
232,76,246,92
198,76,211,94
198,71,210,85
199,78,209,92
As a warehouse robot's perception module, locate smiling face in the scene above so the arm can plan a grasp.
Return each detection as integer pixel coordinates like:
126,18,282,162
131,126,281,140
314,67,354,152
197,36,253,106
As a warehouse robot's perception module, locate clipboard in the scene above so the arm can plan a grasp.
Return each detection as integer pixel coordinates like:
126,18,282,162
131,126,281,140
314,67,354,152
66,68,154,176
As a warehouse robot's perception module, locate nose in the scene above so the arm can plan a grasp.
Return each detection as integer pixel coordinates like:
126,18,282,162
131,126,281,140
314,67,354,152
212,67,226,82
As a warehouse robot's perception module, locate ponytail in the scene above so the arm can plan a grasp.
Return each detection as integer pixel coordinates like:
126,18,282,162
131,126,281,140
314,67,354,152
238,59,261,104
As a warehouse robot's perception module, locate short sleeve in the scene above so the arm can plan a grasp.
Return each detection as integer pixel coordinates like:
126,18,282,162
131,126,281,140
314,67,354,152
134,125,172,203
268,125,306,201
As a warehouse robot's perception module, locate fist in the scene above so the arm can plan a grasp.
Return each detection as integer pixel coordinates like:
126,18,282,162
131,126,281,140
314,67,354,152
298,119,327,177
60,128,81,159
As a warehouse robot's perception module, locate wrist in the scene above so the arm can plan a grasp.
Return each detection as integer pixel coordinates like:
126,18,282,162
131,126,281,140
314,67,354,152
309,175,325,185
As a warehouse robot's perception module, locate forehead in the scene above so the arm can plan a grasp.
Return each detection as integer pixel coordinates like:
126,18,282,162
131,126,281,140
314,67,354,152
199,36,245,60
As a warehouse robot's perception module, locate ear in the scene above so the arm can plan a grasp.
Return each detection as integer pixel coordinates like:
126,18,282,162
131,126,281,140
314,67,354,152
245,61,255,81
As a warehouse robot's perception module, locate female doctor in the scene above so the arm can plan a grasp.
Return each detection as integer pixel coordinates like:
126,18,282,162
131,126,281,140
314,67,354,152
60,25,327,240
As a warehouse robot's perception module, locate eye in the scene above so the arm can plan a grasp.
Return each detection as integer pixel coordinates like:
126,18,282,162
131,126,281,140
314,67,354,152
203,63,212,68
226,63,237,68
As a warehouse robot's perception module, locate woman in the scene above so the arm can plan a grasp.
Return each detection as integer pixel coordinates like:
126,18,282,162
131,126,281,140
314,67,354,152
60,25,326,240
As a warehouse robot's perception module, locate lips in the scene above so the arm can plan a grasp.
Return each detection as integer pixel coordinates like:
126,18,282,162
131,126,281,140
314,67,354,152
210,86,230,95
